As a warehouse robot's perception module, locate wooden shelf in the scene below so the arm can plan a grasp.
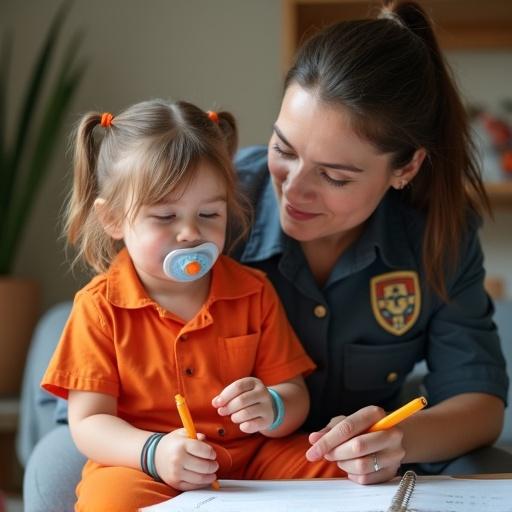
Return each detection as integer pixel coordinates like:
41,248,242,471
485,181,512,210
282,0,512,69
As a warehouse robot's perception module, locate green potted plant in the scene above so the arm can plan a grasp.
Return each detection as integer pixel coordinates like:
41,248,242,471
0,3,85,395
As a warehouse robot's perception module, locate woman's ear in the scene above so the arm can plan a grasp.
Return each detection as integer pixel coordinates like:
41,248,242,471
392,147,426,190
94,198,124,240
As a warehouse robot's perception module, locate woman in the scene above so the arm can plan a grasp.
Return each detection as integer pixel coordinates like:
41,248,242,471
231,0,510,482
21,1,511,510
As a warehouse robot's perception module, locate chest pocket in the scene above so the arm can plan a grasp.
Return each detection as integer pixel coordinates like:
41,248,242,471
218,333,260,384
343,335,423,391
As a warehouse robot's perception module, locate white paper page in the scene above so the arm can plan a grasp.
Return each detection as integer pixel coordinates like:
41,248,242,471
408,476,512,512
140,478,399,512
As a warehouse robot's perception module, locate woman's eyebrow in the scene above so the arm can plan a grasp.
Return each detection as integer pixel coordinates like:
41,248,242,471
273,124,364,173
273,124,294,149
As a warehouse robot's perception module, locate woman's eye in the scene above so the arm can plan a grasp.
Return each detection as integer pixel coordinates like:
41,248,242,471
320,171,350,188
272,143,295,159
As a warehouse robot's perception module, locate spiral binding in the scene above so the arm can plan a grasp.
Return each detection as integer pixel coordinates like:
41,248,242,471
387,470,417,512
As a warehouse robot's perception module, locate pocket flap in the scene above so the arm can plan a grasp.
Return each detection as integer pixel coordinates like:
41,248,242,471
344,336,423,391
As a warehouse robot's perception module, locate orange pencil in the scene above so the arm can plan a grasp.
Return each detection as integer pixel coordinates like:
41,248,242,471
368,396,427,432
174,394,220,490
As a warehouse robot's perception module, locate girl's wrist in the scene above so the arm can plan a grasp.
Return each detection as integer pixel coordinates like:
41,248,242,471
140,432,165,482
267,387,285,430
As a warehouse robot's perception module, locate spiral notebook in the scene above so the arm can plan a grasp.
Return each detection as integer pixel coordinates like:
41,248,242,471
141,470,512,512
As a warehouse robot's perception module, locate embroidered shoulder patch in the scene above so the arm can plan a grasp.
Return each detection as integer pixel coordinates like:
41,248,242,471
370,271,421,336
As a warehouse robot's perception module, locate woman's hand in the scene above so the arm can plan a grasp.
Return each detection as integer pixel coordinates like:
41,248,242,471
212,377,275,433
305,406,406,484
154,429,218,491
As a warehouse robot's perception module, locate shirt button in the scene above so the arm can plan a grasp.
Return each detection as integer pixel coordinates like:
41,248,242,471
185,368,194,376
180,334,188,341
217,427,225,436
386,371,398,383
313,305,327,318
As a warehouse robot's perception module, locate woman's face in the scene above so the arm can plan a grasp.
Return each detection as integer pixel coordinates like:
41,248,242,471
268,84,402,246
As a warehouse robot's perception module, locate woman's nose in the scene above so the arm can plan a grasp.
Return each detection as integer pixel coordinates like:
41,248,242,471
176,220,201,243
282,163,314,202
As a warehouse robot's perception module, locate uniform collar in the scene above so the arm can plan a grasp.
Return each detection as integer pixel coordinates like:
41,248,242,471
106,249,262,310
240,183,417,271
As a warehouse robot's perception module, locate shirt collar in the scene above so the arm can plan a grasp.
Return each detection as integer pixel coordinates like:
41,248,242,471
355,190,417,270
106,249,262,310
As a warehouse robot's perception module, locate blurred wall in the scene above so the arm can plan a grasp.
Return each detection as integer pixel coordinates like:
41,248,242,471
2,1,511,310
2,0,283,308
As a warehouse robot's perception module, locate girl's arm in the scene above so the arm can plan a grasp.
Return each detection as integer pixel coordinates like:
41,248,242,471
68,390,153,469
212,375,309,438
68,390,219,490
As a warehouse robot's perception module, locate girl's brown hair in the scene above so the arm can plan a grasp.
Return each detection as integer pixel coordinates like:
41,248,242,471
65,99,250,273
285,1,490,300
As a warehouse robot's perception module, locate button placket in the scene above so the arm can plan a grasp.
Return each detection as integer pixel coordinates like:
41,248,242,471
386,371,398,383
313,304,327,318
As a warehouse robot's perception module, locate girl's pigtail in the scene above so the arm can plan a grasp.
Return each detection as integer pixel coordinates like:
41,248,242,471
216,111,238,158
64,112,102,269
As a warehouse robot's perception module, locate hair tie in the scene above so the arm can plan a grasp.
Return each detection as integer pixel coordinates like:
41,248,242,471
207,111,219,124
100,112,114,128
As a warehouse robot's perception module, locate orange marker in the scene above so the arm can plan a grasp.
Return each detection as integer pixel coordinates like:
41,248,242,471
369,396,427,432
174,394,220,490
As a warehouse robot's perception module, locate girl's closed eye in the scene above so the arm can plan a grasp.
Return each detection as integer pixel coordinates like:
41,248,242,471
199,212,220,219
152,213,176,221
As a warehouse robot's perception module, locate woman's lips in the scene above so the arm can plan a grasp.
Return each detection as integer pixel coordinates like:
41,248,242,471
285,203,320,221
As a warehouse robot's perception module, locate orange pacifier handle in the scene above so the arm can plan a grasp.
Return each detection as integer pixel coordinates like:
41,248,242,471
184,261,201,276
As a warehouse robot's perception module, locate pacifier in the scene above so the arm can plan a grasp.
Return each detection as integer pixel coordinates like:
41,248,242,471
162,242,219,282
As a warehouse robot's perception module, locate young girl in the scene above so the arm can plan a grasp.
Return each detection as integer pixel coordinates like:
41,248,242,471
41,99,342,511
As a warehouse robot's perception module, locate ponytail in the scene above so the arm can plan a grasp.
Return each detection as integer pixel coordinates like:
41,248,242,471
390,1,491,299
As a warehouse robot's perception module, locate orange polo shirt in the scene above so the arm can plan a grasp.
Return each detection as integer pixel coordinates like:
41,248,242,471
42,249,315,475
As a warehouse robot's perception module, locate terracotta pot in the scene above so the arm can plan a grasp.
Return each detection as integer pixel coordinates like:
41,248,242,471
0,278,41,396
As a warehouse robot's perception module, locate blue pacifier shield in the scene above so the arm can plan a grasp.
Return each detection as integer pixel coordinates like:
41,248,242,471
162,242,219,282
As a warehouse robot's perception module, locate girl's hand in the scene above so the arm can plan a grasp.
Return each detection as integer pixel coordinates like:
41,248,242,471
305,406,406,484
154,428,218,490
212,377,275,433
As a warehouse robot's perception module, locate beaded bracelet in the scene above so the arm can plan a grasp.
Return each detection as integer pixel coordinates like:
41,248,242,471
140,432,165,482
267,387,285,430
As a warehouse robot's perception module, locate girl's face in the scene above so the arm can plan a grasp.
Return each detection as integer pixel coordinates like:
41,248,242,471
118,160,227,286
268,84,409,247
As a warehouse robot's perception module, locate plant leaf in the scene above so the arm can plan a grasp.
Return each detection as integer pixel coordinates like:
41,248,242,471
0,63,84,274
0,32,12,176
0,1,71,243
0,32,13,243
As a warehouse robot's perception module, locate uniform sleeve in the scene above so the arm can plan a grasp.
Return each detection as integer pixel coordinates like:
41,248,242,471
253,277,316,386
424,228,509,405
41,289,119,399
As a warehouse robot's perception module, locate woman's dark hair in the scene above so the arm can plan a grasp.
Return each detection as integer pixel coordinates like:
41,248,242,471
285,1,490,299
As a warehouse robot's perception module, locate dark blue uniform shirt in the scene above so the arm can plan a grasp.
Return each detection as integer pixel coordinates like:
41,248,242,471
235,146,508,432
